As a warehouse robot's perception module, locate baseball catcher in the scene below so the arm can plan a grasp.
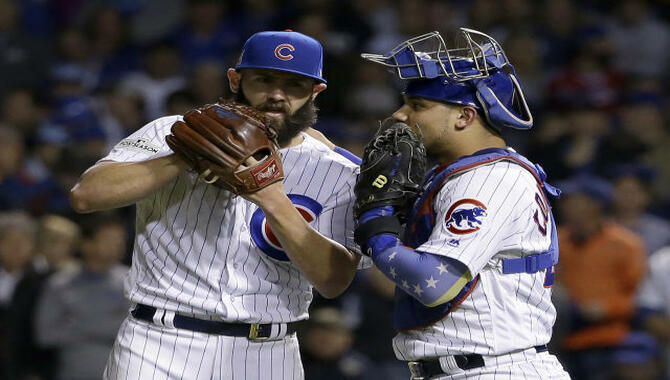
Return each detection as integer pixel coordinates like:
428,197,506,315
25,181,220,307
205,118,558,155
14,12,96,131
353,27,569,379
165,99,284,194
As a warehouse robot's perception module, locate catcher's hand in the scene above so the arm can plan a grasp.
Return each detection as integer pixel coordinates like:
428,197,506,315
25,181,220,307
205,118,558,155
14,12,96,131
166,100,284,194
354,119,427,220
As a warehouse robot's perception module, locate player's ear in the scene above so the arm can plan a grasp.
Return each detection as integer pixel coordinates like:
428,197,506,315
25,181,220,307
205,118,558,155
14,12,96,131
311,83,327,100
455,106,478,129
227,68,241,94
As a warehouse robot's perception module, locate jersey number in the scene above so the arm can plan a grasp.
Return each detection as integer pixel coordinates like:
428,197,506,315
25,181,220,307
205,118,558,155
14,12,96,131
534,189,555,287
533,191,549,235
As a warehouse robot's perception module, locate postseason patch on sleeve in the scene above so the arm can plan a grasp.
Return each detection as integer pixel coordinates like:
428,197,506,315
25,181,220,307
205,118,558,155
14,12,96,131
116,138,160,154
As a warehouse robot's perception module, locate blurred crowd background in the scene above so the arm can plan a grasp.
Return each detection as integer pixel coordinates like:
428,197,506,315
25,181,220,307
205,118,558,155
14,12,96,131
1,0,670,379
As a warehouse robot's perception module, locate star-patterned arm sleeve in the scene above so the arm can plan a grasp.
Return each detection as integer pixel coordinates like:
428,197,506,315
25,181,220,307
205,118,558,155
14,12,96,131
367,234,472,307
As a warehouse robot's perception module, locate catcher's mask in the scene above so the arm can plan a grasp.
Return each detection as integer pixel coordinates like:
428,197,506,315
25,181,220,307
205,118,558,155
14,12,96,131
361,28,533,130
236,30,327,84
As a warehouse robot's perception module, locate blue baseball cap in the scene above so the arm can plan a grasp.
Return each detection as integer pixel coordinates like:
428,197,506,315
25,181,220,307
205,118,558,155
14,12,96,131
405,77,479,108
235,30,326,84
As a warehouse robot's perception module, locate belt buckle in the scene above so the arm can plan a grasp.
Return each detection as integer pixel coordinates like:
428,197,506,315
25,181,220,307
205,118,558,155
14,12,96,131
407,361,425,380
248,323,270,341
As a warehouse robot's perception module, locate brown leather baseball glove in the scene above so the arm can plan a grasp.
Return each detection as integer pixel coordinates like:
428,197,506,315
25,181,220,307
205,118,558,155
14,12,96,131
166,100,284,194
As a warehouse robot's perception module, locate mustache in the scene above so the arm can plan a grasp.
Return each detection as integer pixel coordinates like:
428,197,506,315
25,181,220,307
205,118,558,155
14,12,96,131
229,91,318,146
255,102,290,113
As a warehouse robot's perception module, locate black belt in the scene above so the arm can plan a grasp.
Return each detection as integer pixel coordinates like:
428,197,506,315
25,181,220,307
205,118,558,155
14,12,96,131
131,304,298,341
408,345,548,379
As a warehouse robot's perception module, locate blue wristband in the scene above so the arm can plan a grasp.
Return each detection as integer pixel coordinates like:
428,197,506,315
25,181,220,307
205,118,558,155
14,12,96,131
359,206,395,224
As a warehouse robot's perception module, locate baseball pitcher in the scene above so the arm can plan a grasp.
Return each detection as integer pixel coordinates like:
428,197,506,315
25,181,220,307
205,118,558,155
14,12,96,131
70,31,365,380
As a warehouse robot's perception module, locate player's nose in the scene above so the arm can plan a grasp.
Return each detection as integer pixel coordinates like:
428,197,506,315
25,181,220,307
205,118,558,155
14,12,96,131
267,86,287,101
392,106,409,122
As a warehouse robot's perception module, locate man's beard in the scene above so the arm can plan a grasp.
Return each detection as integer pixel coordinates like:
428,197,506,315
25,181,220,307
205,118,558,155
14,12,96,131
231,92,318,147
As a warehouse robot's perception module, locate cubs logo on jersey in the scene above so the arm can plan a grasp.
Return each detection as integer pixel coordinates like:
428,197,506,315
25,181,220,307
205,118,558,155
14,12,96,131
444,199,487,234
250,194,323,261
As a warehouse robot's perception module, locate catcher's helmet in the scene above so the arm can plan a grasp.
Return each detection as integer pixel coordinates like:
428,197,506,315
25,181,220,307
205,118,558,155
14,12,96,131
361,28,533,130
236,30,326,84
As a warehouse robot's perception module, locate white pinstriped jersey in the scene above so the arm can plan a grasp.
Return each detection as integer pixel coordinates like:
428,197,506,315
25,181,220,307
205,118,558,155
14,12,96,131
638,247,670,378
638,247,670,314
393,159,556,360
100,115,362,323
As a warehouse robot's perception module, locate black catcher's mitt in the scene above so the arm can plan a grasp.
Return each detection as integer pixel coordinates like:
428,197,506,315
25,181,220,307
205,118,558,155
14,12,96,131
354,119,427,220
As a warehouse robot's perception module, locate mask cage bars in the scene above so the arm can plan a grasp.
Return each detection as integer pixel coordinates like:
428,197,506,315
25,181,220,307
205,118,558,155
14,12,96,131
361,28,510,82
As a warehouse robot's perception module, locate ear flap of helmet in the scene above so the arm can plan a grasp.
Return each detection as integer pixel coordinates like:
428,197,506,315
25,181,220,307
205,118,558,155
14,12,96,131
474,73,533,130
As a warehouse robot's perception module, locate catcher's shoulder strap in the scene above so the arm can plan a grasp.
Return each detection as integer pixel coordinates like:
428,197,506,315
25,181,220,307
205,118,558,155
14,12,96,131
405,147,561,271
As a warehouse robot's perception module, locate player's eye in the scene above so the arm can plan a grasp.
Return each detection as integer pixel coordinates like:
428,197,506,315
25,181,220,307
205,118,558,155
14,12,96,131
287,80,309,89
409,101,424,110
254,76,271,84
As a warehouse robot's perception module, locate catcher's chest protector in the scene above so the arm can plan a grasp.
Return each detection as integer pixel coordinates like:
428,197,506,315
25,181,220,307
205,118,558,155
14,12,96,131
396,148,560,330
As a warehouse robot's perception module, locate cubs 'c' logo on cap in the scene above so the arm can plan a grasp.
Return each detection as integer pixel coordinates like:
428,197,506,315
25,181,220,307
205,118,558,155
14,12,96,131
274,43,295,60
445,199,488,235
250,194,322,261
